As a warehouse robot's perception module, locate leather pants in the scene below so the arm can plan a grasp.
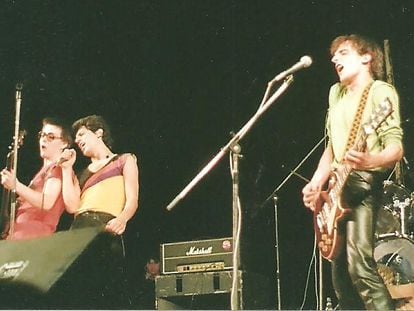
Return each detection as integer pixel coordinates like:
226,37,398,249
331,170,394,310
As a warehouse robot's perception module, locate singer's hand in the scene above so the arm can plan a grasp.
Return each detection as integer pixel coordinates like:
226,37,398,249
58,148,77,168
105,216,127,235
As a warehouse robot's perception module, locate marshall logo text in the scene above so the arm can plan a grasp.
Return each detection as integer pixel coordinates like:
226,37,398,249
186,246,213,256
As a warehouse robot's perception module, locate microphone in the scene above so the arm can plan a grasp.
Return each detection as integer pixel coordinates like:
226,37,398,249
56,157,69,166
56,149,74,166
272,55,313,82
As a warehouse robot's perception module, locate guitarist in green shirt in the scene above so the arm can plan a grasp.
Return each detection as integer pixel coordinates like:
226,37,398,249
302,34,403,310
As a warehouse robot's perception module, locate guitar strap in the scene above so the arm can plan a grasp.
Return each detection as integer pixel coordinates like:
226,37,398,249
341,81,374,162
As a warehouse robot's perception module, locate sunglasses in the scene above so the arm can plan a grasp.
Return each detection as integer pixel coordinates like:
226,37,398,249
38,131,63,141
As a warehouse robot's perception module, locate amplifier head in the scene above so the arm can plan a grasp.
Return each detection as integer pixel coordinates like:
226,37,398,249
160,237,233,274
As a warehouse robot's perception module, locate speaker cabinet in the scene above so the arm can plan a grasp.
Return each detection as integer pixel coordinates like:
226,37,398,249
0,227,125,309
155,270,271,310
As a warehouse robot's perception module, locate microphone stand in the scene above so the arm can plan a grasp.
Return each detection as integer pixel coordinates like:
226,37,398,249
263,135,326,205
272,196,282,311
261,135,326,310
166,75,295,310
230,143,242,310
166,75,294,212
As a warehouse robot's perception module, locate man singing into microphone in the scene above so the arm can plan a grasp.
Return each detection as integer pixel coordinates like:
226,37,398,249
60,114,139,235
302,34,403,309
59,114,138,308
0,117,72,240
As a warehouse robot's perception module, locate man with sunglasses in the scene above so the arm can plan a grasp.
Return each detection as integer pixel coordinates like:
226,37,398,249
0,117,72,240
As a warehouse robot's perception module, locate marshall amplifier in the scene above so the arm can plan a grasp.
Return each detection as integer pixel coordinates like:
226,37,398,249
160,237,233,274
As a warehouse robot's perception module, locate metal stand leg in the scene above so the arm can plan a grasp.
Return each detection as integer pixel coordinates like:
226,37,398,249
273,196,282,310
230,143,242,311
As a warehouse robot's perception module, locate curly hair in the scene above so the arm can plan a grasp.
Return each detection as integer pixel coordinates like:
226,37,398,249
330,34,384,80
72,115,113,148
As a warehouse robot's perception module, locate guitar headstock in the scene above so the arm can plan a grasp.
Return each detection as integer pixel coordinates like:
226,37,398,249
363,98,393,135
7,130,27,151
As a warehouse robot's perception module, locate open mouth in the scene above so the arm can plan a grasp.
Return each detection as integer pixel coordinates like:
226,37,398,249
336,64,344,73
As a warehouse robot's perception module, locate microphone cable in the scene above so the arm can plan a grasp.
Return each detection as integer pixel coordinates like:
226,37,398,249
299,233,319,310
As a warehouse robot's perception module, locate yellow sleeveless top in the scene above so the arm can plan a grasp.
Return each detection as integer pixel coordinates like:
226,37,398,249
76,154,129,217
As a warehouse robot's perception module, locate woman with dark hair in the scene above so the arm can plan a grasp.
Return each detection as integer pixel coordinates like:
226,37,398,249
0,117,72,240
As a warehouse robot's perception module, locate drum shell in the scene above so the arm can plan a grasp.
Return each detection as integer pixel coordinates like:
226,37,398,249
374,237,414,286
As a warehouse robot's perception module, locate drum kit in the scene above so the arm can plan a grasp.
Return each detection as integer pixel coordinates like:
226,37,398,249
375,179,414,301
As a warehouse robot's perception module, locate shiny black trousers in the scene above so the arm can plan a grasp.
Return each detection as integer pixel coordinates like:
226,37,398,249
331,170,394,310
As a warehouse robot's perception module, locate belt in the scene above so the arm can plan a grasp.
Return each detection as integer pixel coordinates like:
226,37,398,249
76,211,115,221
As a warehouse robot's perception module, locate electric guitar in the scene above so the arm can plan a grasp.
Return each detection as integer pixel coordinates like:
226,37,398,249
314,98,394,261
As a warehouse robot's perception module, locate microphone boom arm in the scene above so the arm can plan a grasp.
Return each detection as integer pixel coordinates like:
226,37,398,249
166,75,294,211
262,134,326,206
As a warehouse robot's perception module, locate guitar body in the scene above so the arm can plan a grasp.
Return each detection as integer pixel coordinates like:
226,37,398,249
0,130,26,239
0,155,12,239
311,97,394,261
313,170,351,261
0,188,11,239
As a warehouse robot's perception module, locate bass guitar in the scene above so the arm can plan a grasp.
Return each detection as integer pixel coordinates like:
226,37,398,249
0,130,26,239
314,98,394,261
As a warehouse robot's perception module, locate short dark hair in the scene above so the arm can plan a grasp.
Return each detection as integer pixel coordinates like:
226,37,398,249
330,34,384,80
72,115,113,148
42,117,73,147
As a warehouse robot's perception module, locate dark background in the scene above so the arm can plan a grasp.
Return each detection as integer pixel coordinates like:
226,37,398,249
0,1,413,309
